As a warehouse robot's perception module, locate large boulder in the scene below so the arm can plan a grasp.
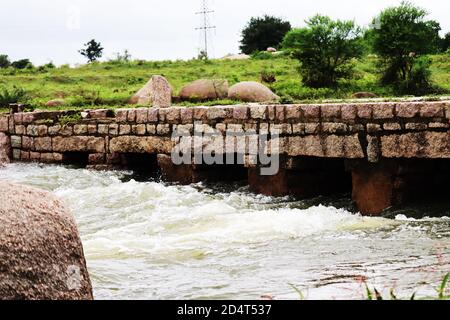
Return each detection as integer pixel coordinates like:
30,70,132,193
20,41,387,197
45,99,65,108
221,54,250,61
228,81,279,103
351,92,379,99
0,182,93,300
0,133,11,166
130,75,172,107
179,79,229,101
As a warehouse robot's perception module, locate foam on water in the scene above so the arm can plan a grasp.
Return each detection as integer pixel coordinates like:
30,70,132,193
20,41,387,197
1,163,449,300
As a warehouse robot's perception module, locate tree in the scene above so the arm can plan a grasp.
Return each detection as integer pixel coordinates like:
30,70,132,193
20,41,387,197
11,59,33,69
240,15,291,54
79,39,104,63
441,33,450,53
282,15,363,88
370,2,441,92
0,55,10,68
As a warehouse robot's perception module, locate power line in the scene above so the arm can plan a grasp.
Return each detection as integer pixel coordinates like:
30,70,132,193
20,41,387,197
195,0,216,59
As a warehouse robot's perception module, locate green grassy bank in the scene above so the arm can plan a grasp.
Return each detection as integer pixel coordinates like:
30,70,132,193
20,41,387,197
0,53,449,113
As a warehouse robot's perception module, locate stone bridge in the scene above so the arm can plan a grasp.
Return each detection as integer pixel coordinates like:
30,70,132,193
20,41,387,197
1,100,449,215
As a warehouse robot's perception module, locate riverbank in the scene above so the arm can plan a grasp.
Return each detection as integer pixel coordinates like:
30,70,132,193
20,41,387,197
0,54,449,112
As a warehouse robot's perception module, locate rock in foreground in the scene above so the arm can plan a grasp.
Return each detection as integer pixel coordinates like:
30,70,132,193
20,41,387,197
0,182,93,300
228,81,279,103
0,133,11,166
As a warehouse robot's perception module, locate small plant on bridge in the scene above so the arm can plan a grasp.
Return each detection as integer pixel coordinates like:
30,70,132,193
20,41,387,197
58,113,82,126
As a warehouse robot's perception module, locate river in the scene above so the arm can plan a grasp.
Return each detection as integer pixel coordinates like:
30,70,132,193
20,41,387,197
0,163,449,300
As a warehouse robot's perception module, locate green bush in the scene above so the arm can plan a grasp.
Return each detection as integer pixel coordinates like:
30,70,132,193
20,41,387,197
370,2,441,94
0,55,11,68
251,51,274,60
283,15,363,88
11,59,33,70
397,56,433,95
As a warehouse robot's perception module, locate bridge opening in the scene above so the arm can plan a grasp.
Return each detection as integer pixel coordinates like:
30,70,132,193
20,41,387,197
350,158,450,216
249,157,352,198
62,152,89,167
157,153,248,185
119,153,159,180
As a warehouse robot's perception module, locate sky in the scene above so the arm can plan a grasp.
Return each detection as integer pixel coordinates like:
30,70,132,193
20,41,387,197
0,0,449,66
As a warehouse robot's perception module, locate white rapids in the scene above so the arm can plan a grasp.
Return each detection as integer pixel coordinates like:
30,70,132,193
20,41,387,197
1,163,449,300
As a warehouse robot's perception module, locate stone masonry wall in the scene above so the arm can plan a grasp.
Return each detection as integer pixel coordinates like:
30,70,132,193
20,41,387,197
0,101,449,169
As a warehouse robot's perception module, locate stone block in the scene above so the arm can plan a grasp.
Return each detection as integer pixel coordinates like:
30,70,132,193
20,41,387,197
301,105,320,120
357,104,373,119
396,103,420,118
52,136,105,153
285,105,301,120
367,123,382,134
321,123,347,134
15,125,26,135
135,108,149,123
383,123,402,131
0,116,9,132
321,104,341,120
166,108,181,122
420,103,444,118
110,136,173,154
73,124,88,135
98,124,109,135
119,124,131,135
22,136,33,150
108,124,119,136
34,137,52,151
193,107,208,121
10,136,21,148
249,105,267,120
232,105,249,120
381,132,450,158
180,108,193,124
405,123,428,131
157,124,171,135
288,134,364,158
148,108,159,122
341,105,357,121
115,109,128,123
48,125,62,136
372,103,395,119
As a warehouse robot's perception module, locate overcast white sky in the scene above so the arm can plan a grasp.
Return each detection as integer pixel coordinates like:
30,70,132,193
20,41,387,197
0,0,448,66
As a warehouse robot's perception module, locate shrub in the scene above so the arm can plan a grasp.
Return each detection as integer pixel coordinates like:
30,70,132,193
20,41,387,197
0,86,28,107
370,2,441,94
397,56,434,95
251,51,275,60
11,59,33,69
283,15,363,88
240,15,292,54
260,69,276,84
441,33,450,53
0,55,10,68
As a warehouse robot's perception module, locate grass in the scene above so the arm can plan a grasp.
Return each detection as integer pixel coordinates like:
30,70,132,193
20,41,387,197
287,272,450,300
364,272,450,300
0,53,449,113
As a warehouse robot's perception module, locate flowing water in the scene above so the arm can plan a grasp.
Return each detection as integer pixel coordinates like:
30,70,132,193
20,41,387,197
1,163,449,300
